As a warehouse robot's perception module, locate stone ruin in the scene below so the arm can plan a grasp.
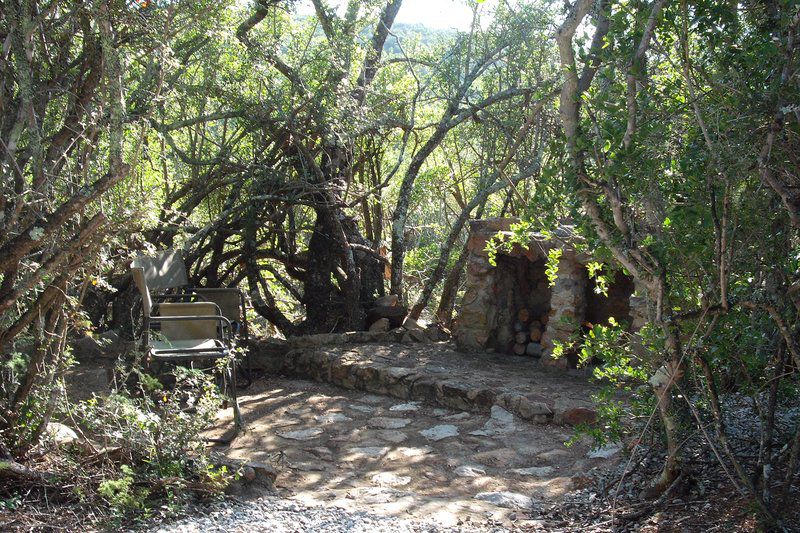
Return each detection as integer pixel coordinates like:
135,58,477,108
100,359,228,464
454,218,643,368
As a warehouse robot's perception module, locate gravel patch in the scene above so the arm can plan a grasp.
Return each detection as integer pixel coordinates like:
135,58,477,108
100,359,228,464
150,496,508,532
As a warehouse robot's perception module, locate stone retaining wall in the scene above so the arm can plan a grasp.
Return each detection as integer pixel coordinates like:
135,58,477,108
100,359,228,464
245,337,601,426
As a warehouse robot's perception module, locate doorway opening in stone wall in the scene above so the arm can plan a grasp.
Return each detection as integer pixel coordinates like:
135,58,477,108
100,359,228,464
490,254,552,357
568,269,636,368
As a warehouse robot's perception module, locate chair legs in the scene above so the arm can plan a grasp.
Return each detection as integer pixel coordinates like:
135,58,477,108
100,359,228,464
148,356,242,437
228,360,242,432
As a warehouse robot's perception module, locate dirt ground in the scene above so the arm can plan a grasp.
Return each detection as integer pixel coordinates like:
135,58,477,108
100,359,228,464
208,376,622,529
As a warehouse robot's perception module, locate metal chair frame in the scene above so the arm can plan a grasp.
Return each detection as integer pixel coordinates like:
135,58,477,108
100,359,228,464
131,266,242,431
131,250,252,381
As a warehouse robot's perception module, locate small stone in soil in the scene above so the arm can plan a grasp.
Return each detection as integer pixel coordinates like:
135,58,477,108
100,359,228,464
443,412,471,421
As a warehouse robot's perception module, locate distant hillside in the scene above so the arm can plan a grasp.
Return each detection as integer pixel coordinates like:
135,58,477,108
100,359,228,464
383,22,456,53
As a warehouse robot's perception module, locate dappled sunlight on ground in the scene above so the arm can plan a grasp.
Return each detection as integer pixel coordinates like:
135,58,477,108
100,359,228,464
207,376,622,528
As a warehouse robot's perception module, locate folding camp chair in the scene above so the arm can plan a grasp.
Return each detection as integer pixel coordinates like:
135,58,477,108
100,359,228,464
130,266,242,431
131,251,251,381
131,251,248,334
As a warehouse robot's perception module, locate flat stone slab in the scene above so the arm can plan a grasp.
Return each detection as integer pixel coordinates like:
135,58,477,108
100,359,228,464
510,466,555,477
375,430,408,444
388,446,433,459
420,424,459,441
454,465,486,477
470,419,516,437
368,417,411,429
277,428,324,441
348,404,376,413
537,449,571,463
344,446,390,459
491,405,514,422
442,412,470,421
389,402,421,412
472,448,519,468
371,472,412,487
588,444,622,459
314,413,352,424
360,395,385,404
474,491,534,509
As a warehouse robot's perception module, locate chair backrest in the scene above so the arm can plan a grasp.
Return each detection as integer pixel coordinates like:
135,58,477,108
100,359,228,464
158,302,220,341
194,289,243,323
130,266,153,318
131,250,188,291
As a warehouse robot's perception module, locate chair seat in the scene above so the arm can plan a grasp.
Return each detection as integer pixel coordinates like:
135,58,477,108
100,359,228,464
151,338,226,353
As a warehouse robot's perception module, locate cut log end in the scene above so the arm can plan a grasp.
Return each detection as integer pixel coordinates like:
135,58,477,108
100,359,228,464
526,342,543,358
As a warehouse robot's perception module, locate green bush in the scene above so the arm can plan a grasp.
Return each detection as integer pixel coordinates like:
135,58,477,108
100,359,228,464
558,319,657,449
76,360,230,523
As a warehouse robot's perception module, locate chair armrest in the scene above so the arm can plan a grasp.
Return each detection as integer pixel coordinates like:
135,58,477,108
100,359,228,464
150,315,232,327
149,315,233,342
154,293,207,303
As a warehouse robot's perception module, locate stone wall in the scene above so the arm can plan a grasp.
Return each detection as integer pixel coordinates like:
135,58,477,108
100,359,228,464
454,218,637,369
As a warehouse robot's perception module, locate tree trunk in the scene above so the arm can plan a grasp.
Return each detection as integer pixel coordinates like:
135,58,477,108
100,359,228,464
435,239,470,328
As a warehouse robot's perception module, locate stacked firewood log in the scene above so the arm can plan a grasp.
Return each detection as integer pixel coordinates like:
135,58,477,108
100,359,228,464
511,308,547,357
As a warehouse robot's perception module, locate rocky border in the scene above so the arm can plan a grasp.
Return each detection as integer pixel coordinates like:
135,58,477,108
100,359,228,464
246,336,596,426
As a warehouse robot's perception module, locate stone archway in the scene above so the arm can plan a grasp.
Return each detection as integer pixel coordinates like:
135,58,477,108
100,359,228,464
454,218,639,369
